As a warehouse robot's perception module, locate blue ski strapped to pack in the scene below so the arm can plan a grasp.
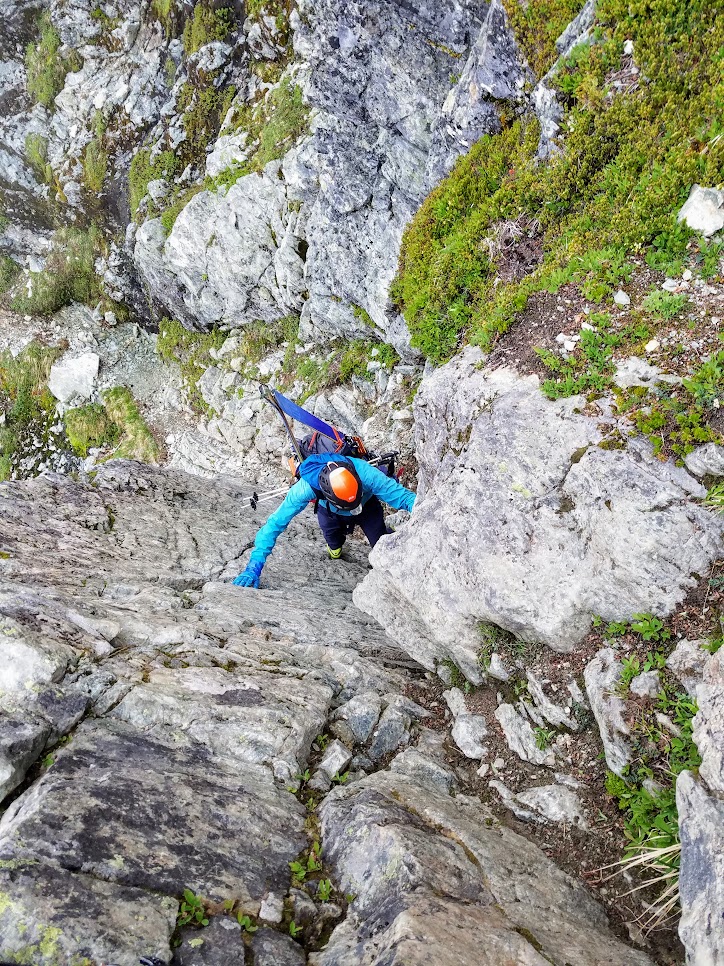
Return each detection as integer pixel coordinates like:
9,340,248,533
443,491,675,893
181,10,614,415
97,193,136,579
269,389,344,444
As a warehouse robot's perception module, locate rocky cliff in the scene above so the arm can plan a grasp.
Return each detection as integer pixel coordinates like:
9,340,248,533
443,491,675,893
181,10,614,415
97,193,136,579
1,0,724,964
0,461,654,965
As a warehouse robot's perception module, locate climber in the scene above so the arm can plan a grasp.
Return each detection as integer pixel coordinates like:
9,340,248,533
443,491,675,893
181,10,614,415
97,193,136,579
232,454,416,587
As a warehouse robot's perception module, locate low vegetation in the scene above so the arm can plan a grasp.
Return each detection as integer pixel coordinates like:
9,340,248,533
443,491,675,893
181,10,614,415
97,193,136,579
101,387,160,463
0,342,59,481
25,11,80,109
182,3,237,55
10,226,104,317
393,0,724,363
502,0,584,78
63,403,117,457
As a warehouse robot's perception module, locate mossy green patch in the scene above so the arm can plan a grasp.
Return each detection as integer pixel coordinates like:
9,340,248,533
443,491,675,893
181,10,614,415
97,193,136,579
129,148,179,220
502,0,585,78
63,403,117,457
183,3,236,55
102,387,160,463
393,0,724,364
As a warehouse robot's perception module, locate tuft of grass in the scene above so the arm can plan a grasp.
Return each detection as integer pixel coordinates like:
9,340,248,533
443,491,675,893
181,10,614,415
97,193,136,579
82,138,108,194
0,342,60,479
128,148,179,220
24,133,52,184
604,688,701,931
156,317,225,413
63,404,117,457
393,0,724,364
101,387,160,463
25,12,79,109
11,226,103,316
705,481,724,513
183,3,236,55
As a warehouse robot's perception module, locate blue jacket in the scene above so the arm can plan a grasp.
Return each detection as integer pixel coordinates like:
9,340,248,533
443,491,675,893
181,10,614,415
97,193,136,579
248,457,416,566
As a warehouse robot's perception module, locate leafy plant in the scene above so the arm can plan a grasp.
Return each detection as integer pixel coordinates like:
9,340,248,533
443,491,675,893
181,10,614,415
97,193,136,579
705,482,724,512
289,921,303,938
317,879,333,902
178,889,209,928
237,914,258,933
630,613,670,643
331,771,349,785
642,289,688,320
683,350,724,409
617,655,641,694
534,727,556,750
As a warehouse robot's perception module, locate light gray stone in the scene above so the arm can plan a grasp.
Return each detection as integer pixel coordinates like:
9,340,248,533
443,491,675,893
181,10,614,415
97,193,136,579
584,648,632,776
629,669,660,698
494,703,555,767
614,357,682,390
685,442,724,478
515,784,588,828
678,184,724,237
48,351,100,403
677,770,724,965
319,739,353,779
367,706,411,761
389,748,456,793
252,926,306,966
444,688,489,760
667,639,710,698
526,671,577,730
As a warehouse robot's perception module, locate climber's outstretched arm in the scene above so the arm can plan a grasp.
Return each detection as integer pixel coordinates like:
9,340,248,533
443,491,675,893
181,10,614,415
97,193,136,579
233,479,316,587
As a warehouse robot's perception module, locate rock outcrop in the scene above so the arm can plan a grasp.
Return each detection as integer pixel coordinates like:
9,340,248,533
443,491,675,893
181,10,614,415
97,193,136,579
355,348,724,681
133,0,528,348
0,460,653,965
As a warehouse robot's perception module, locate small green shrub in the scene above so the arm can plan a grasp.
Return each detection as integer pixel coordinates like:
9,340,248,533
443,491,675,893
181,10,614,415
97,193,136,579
177,889,209,928
24,132,52,184
11,226,103,316
393,0,724,364
183,3,236,55
642,289,688,320
83,138,108,193
0,342,60,478
253,77,309,169
683,350,724,409
25,12,78,109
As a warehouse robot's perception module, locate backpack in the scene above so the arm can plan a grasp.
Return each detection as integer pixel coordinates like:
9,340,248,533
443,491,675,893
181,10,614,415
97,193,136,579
298,431,367,460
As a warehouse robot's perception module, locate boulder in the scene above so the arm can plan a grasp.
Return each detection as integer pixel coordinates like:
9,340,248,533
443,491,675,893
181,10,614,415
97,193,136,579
355,351,724,681
685,442,724,478
677,184,724,237
48,352,100,403
313,769,652,965
0,715,50,804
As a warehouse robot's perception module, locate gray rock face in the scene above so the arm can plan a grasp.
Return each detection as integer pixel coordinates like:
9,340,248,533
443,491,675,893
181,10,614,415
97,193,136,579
135,0,528,349
354,350,723,681
312,767,652,966
0,454,664,964
426,0,528,184
0,714,50,803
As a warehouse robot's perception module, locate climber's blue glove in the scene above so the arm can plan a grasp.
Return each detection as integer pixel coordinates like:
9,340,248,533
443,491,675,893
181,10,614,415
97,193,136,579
232,560,263,588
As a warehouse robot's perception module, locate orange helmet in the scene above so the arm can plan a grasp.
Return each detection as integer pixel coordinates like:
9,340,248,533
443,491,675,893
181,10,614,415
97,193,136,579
319,461,362,510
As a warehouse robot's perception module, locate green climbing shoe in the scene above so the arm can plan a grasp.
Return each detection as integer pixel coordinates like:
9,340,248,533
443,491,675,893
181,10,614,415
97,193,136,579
327,546,342,559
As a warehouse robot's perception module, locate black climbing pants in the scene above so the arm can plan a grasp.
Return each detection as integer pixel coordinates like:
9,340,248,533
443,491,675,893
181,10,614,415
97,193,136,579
317,497,388,551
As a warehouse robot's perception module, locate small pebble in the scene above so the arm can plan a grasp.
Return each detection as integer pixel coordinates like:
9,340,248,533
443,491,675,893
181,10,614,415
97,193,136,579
613,290,630,307
645,339,660,353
